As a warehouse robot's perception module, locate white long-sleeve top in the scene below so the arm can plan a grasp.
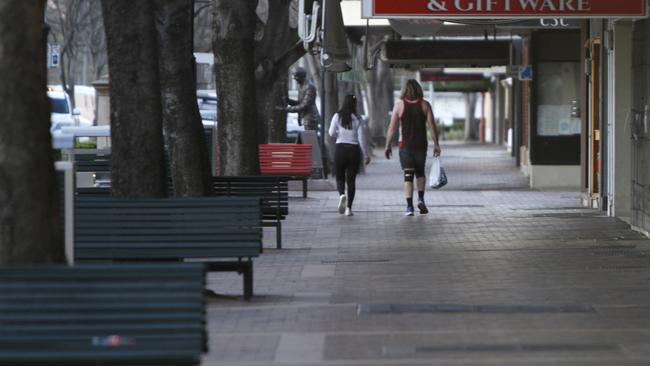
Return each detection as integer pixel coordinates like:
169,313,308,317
328,113,367,157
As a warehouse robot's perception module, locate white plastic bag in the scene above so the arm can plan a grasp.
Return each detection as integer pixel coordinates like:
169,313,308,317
429,157,448,189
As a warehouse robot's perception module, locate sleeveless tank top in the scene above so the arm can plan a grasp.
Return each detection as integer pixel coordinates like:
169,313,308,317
399,99,428,150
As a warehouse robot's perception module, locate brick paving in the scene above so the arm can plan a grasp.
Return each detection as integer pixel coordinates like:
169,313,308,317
202,143,650,365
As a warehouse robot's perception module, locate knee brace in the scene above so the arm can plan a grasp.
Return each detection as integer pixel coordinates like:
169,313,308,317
404,169,415,183
415,168,425,178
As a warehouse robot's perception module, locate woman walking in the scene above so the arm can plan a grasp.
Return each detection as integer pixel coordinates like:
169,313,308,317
329,94,370,216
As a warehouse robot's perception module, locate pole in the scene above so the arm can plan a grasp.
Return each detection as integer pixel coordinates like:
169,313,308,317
319,0,328,178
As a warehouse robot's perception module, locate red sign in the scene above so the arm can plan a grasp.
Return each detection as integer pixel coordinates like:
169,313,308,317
363,0,647,18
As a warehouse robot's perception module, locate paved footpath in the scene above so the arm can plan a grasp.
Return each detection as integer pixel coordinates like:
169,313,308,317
202,143,650,365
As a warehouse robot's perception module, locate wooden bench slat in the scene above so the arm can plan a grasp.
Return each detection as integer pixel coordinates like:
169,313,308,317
259,144,312,198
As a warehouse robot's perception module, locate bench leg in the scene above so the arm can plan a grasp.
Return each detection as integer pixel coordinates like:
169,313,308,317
302,178,308,198
243,261,253,301
276,220,282,249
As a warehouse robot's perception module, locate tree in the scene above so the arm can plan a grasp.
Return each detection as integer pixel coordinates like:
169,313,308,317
363,34,394,147
102,0,167,197
464,92,479,141
305,53,338,165
0,0,64,264
154,0,212,196
253,0,305,143
82,1,108,82
213,0,259,175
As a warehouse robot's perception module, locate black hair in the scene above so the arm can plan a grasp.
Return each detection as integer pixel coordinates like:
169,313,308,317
337,94,357,130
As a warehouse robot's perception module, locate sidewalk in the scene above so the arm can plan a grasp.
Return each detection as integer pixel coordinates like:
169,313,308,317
202,143,650,365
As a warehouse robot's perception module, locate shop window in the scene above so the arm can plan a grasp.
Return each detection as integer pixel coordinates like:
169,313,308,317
536,62,581,136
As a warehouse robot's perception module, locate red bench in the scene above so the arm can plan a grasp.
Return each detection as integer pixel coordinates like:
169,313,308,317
259,144,312,198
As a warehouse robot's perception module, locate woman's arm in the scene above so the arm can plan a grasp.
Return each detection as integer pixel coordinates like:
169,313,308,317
328,113,339,137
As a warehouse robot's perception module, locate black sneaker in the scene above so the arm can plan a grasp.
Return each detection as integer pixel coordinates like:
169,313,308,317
417,201,429,214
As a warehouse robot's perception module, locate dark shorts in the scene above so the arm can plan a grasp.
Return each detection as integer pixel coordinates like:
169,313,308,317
399,148,427,173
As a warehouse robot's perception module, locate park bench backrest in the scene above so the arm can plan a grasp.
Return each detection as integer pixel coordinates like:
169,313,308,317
75,153,111,172
75,196,262,260
212,176,289,219
0,263,205,366
259,144,312,177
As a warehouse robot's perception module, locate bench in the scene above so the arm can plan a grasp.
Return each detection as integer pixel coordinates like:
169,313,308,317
0,263,206,366
212,176,289,250
259,144,312,198
74,152,111,172
75,196,262,300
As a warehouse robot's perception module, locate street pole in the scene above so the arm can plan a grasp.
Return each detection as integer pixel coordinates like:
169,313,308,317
319,0,328,178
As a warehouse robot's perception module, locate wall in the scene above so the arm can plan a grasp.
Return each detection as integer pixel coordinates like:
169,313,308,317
613,22,633,222
530,165,581,190
631,19,650,232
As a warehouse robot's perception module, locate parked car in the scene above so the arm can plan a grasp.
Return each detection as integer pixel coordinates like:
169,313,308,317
286,113,304,142
197,91,217,124
48,88,80,133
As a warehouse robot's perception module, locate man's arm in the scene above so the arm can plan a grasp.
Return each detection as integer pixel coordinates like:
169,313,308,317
287,84,316,113
425,101,441,157
384,102,401,159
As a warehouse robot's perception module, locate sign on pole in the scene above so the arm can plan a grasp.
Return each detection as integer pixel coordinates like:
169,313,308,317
48,44,60,68
362,0,647,19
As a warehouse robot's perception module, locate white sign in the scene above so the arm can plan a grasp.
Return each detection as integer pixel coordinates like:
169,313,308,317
48,44,60,68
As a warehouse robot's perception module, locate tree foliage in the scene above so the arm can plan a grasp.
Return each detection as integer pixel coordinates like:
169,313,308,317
46,0,107,101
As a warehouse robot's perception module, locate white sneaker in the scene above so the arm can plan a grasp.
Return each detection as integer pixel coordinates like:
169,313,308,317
345,207,353,216
338,195,346,214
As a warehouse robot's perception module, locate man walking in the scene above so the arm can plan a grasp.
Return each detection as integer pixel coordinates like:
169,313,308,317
283,66,321,131
385,79,441,216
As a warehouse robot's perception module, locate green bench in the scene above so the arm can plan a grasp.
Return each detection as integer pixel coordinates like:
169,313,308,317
212,176,289,250
75,197,262,300
0,263,206,366
74,152,111,172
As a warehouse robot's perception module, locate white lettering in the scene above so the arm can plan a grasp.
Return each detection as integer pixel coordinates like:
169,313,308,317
485,0,498,11
428,0,448,11
539,0,556,11
559,0,575,11
518,0,538,10
560,19,569,26
454,0,474,11
577,0,591,11
504,0,511,10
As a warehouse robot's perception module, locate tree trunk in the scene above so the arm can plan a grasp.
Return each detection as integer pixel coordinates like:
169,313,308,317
258,75,289,143
323,70,338,165
253,0,304,144
0,1,64,264
213,0,258,176
464,92,478,141
102,0,167,197
154,0,212,196
365,52,393,147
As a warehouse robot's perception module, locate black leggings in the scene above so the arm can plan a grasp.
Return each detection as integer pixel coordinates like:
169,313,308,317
334,143,361,208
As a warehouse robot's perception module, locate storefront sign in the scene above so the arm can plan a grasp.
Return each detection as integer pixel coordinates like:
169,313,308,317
496,18,582,28
362,0,647,18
